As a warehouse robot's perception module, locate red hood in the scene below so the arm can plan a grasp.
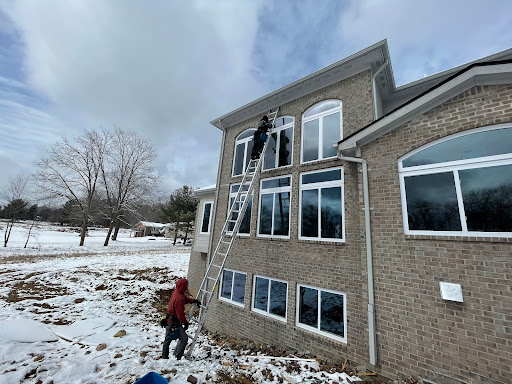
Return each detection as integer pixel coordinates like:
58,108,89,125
175,278,188,293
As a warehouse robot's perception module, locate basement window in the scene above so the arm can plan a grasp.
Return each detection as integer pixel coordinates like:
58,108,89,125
399,124,512,237
251,275,288,321
296,284,347,342
220,269,246,307
301,100,342,163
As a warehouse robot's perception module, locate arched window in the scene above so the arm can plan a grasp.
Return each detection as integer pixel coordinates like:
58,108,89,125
301,100,342,163
399,124,512,237
233,129,256,177
263,116,294,171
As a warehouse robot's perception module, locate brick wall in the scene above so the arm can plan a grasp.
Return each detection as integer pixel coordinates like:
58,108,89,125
362,85,512,383
202,70,375,363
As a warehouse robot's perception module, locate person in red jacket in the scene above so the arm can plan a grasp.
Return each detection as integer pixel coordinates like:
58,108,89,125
162,278,200,360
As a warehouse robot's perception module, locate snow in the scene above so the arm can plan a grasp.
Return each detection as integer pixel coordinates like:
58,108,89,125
0,223,365,383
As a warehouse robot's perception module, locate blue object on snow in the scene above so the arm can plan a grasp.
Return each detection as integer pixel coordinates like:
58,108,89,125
134,372,168,384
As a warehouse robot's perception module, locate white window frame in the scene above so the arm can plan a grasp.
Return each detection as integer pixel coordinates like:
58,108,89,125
219,268,246,307
295,283,347,343
301,100,343,164
227,183,252,237
199,200,214,234
232,129,256,177
251,275,288,322
298,167,345,242
263,116,294,171
399,124,512,238
257,174,292,239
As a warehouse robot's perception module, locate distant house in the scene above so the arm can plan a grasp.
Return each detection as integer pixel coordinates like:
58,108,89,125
134,221,166,237
188,184,216,295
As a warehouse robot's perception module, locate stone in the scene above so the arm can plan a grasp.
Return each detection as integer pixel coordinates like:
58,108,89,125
187,375,198,384
96,343,107,351
114,330,126,337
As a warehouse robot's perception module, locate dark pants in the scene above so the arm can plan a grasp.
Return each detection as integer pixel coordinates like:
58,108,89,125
251,135,264,159
162,323,188,359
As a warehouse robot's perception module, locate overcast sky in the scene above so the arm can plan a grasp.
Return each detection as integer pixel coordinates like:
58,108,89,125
0,0,511,203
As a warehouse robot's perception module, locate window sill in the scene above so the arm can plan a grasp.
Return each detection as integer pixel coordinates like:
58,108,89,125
218,297,245,308
404,234,512,243
297,239,346,245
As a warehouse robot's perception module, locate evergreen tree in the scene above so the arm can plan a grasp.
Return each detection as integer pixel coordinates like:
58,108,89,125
161,186,198,245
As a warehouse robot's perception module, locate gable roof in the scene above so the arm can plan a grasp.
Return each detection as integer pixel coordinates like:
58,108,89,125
337,60,512,156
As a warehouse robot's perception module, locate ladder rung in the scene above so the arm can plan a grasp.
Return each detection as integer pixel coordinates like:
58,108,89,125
216,252,227,256
227,219,237,223
212,264,222,268
207,277,216,281
220,240,230,244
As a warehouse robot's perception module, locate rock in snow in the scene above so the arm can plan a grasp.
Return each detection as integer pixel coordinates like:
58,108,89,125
0,318,58,342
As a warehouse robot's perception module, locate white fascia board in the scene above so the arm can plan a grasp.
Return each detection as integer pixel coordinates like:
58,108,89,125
338,63,512,156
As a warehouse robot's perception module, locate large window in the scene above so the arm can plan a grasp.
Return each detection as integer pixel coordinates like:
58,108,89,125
257,175,291,238
200,200,213,234
252,275,287,321
299,167,344,242
399,124,512,237
220,269,246,307
233,129,256,177
228,183,252,235
301,100,342,163
263,116,294,171
296,284,347,342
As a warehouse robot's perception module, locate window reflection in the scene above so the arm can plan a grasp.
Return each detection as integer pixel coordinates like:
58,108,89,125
299,286,318,328
259,194,273,235
303,120,319,162
304,100,341,118
232,273,246,304
320,291,344,337
404,173,461,231
322,112,340,158
201,203,212,233
459,164,512,232
254,277,268,311
301,190,318,237
273,192,290,236
221,270,233,300
321,187,342,239
269,281,287,317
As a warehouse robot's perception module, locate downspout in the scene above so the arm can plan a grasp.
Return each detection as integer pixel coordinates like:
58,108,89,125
207,120,226,268
372,61,389,120
337,152,377,366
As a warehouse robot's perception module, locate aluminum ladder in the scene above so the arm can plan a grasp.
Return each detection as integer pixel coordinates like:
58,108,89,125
184,107,280,359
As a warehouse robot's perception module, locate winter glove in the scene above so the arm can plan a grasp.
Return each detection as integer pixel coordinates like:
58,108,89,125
192,299,201,307
160,315,167,328
183,322,189,331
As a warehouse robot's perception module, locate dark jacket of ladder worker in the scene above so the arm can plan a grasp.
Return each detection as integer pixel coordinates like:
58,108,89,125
251,115,273,160
163,278,197,360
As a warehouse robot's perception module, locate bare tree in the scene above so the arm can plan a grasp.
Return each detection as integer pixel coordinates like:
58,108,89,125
35,130,107,246
1,173,30,247
100,126,159,246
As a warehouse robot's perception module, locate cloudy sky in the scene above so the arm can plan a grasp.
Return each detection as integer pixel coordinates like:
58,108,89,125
0,0,511,201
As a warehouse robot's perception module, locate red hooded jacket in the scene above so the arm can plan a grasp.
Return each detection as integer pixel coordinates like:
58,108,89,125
167,278,194,324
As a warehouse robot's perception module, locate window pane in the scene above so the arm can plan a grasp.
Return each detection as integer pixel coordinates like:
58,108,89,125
261,177,291,189
221,270,233,300
320,291,344,337
238,129,256,140
405,172,462,231
322,112,340,158
301,189,319,237
254,277,268,311
303,119,319,162
402,127,512,168
259,194,273,235
304,100,341,118
245,140,254,170
278,128,293,167
302,169,341,184
239,196,252,234
273,192,290,236
299,286,318,328
459,164,512,232
269,281,287,317
263,132,278,170
232,273,246,304
275,117,293,127
321,187,342,239
233,143,245,175
201,203,212,232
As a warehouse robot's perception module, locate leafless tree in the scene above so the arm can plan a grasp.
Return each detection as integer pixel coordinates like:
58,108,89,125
1,173,30,247
99,126,159,245
35,130,108,246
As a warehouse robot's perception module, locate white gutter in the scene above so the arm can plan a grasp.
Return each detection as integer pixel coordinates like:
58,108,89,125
372,61,389,120
337,153,377,366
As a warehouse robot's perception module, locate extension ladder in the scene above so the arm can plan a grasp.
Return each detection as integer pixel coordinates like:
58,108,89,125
184,107,280,359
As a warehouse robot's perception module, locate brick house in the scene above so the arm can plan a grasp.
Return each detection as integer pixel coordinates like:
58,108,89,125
190,40,512,383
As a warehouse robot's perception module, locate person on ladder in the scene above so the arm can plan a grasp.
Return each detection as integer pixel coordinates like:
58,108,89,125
250,115,273,160
161,278,200,360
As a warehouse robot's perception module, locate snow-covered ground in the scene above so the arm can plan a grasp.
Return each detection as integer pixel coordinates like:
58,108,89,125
0,223,365,383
